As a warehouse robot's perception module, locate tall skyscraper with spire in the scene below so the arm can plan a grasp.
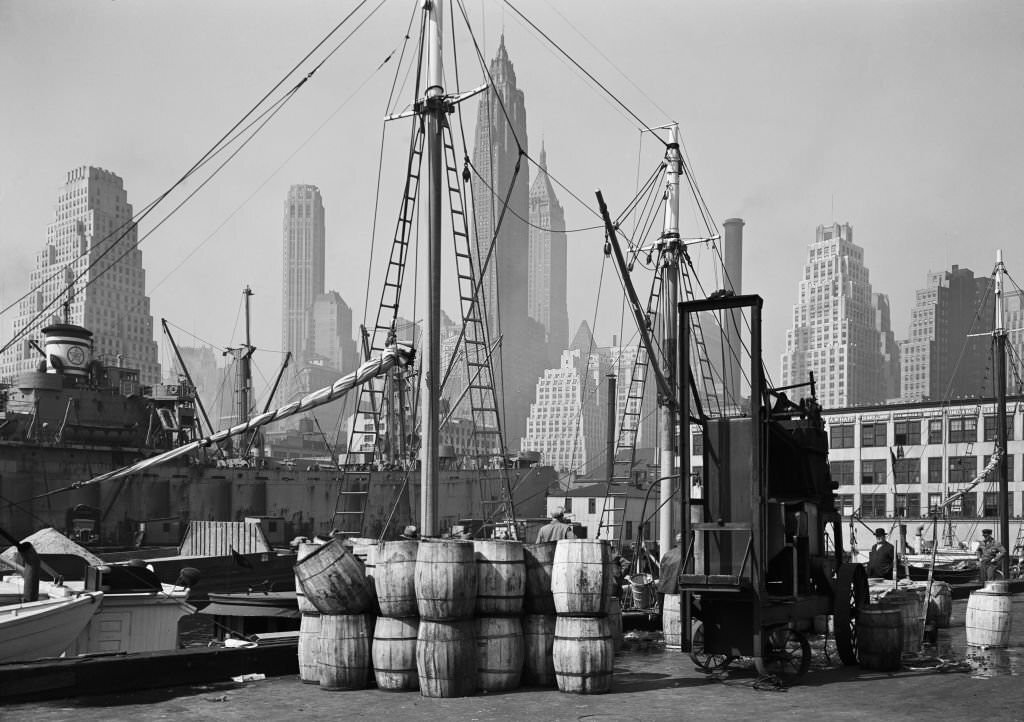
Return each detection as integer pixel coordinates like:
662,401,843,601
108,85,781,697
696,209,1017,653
281,184,325,367
471,36,547,447
0,166,160,384
528,144,569,366
779,222,887,408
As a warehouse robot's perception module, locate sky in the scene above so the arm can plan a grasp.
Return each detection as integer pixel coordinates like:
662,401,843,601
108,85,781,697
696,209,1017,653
2,0,1023,400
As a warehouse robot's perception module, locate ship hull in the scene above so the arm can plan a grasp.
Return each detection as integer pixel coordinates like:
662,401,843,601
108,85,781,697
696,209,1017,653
0,441,555,544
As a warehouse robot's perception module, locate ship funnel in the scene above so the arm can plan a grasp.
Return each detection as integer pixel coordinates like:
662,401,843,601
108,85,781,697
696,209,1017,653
42,324,94,377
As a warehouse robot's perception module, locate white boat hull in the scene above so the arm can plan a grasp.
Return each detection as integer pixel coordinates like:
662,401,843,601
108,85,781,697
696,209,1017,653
0,591,103,663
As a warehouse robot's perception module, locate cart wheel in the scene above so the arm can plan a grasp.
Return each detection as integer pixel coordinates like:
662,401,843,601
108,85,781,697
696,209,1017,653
833,563,868,666
689,622,733,672
754,628,811,680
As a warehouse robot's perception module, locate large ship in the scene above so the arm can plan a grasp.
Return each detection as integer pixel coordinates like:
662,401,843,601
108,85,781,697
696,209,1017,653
0,322,554,546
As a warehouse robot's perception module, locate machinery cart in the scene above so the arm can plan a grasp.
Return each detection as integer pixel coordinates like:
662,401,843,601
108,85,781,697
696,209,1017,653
678,294,867,680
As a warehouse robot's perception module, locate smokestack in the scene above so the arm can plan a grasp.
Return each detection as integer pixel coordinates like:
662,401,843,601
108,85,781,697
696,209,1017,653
722,218,744,402
722,218,743,294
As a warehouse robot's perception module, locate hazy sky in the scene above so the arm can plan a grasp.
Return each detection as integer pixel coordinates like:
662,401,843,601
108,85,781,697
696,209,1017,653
2,0,1022,399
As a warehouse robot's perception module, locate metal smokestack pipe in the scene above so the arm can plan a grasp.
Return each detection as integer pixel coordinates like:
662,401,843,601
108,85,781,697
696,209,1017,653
722,218,744,400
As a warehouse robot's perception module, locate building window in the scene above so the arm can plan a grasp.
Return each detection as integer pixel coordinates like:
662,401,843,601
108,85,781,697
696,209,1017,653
982,492,1000,518
588,498,596,514
928,419,943,444
983,415,1015,442
830,424,854,449
861,459,888,486
564,498,572,513
928,493,943,514
949,492,976,518
893,457,920,485
928,457,943,484
948,417,977,444
830,460,854,486
860,493,887,517
861,422,887,448
692,432,704,456
894,493,921,518
837,494,855,515
894,420,921,446
948,456,977,485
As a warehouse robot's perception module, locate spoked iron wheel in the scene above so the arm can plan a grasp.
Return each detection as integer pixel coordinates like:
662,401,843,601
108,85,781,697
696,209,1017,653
833,563,868,665
754,627,811,680
689,622,733,672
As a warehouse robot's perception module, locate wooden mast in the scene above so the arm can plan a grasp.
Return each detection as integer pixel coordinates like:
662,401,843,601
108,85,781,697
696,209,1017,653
419,0,445,536
994,250,1010,577
659,124,682,557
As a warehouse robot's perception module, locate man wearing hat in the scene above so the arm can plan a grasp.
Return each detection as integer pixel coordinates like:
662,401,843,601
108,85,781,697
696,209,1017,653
867,527,895,579
976,528,1006,582
535,507,574,543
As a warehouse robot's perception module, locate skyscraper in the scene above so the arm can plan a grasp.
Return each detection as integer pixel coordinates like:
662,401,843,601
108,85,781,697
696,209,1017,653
471,36,547,447
779,222,887,408
899,265,992,401
311,291,357,375
528,144,568,366
521,321,610,477
0,167,160,384
872,293,901,401
281,184,325,366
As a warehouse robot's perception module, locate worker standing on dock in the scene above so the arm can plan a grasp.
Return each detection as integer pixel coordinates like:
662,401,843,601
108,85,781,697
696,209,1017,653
977,528,1006,582
867,528,895,579
535,507,574,543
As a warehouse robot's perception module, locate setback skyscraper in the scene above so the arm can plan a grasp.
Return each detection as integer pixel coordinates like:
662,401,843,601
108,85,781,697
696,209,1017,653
0,167,160,384
528,144,568,366
471,36,547,447
780,222,887,408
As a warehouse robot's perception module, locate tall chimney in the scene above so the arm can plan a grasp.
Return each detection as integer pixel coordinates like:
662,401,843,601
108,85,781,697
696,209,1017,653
722,218,744,402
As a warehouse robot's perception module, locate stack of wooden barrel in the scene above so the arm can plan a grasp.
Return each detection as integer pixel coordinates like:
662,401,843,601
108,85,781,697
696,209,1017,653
293,534,618,697
522,542,558,686
474,540,526,692
415,539,478,697
294,536,376,691
550,539,616,694
373,540,420,690
296,539,324,684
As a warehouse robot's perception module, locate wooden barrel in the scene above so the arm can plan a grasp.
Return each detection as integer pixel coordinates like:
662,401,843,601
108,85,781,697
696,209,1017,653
416,620,477,697
553,616,614,694
629,573,655,609
352,540,379,611
551,540,611,616
474,540,525,616
857,605,903,671
415,540,477,621
295,537,374,615
927,581,953,628
372,615,419,691
475,616,524,691
882,589,924,653
607,597,623,652
375,541,419,618
521,614,556,687
319,613,372,691
296,540,324,614
298,611,321,684
662,593,681,649
523,543,557,614
966,586,1013,647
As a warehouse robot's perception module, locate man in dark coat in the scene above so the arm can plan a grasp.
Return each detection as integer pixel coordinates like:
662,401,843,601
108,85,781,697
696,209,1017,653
535,507,574,543
867,528,895,578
